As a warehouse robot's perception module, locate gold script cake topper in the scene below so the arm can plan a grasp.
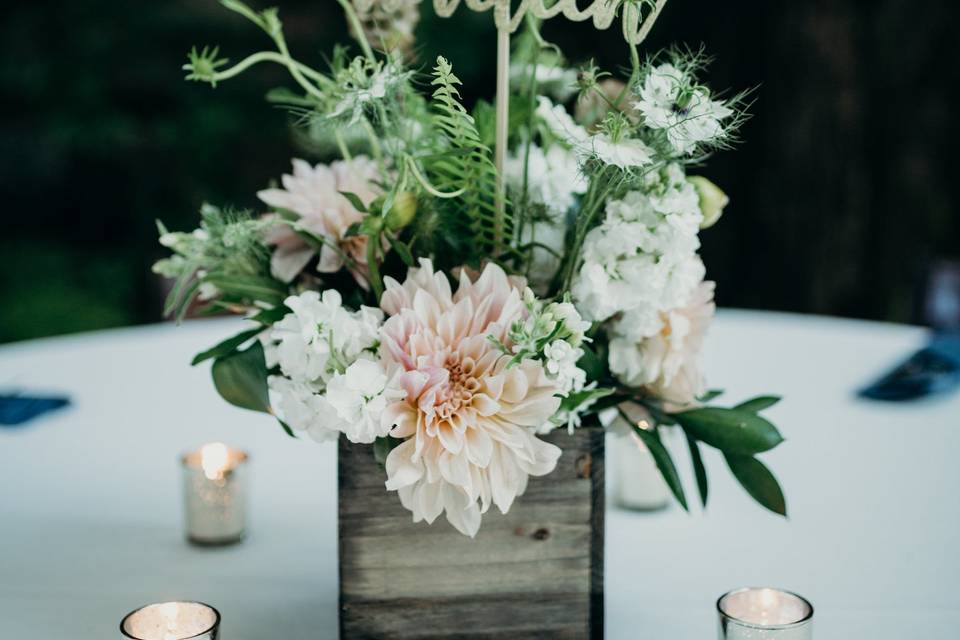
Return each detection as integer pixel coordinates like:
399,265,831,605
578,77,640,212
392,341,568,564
432,0,667,45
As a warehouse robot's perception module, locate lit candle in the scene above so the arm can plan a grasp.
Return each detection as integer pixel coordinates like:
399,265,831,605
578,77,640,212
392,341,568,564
120,601,220,640
718,588,813,639
181,442,249,546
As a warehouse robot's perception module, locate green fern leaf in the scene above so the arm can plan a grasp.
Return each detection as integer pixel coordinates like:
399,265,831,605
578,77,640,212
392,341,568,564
425,57,508,256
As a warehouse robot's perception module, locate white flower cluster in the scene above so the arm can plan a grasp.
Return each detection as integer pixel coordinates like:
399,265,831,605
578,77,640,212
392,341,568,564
572,163,715,405
265,290,399,444
633,63,733,155
503,294,592,432
505,143,586,291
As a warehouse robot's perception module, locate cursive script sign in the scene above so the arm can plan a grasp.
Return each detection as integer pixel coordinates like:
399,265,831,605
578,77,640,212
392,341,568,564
432,0,666,45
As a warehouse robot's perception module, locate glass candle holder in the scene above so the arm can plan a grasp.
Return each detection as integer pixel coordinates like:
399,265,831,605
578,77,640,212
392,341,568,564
718,587,813,639
120,601,220,640
181,442,248,546
610,405,670,511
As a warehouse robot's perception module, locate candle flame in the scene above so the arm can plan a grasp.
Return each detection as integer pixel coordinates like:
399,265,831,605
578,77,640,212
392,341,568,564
200,442,230,481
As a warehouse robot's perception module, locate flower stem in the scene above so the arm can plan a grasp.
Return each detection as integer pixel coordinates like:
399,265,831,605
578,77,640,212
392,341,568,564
336,0,377,63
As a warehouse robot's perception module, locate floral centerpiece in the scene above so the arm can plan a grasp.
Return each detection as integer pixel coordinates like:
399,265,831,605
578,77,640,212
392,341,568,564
155,0,787,540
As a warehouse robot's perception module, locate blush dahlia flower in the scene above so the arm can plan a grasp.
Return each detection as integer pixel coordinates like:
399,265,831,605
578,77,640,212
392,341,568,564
378,259,563,537
257,157,381,285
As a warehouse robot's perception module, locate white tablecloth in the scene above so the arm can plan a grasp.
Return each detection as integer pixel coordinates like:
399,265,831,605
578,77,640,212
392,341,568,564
1,311,958,639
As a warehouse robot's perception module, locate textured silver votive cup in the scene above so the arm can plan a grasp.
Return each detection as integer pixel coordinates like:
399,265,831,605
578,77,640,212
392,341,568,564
181,443,248,546
120,601,220,640
718,587,813,639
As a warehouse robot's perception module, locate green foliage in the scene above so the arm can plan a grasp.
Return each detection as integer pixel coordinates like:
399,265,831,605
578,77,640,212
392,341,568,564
153,204,283,320
724,453,787,516
672,406,784,455
425,57,504,259
373,435,404,466
628,418,688,512
622,394,786,516
686,433,708,508
191,326,265,366
211,340,271,413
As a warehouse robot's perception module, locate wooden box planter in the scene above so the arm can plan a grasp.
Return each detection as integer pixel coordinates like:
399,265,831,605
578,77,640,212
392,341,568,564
338,427,605,639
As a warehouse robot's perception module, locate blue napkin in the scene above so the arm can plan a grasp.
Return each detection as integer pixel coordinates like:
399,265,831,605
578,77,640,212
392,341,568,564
859,332,960,401
0,393,71,427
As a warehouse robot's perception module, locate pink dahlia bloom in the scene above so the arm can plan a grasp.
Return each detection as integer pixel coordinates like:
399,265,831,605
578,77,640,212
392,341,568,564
379,259,562,537
257,157,381,285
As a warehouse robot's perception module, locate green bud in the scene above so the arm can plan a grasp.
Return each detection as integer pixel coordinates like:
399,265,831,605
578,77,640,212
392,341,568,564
385,191,418,231
689,176,729,229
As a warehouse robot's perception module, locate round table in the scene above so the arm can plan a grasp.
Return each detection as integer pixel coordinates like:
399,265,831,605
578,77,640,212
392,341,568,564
1,311,958,639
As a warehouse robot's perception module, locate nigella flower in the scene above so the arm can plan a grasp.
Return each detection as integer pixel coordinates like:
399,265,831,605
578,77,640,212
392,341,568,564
377,259,563,537
536,96,653,170
257,157,381,286
633,63,733,154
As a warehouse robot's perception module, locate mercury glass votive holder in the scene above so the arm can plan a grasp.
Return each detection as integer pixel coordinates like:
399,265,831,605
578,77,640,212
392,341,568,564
718,588,813,639
181,442,249,546
120,601,220,640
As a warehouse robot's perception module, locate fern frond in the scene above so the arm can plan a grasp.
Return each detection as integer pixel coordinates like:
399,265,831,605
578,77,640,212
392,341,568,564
424,57,508,257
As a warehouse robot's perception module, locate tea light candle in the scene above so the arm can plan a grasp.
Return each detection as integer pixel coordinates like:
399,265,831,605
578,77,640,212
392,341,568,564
718,588,813,639
181,442,248,546
120,601,220,640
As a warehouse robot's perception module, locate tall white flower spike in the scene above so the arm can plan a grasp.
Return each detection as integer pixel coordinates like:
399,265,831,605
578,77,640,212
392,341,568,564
430,0,669,251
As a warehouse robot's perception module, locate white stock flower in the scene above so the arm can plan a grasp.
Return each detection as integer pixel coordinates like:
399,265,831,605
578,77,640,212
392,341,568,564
505,143,586,291
325,359,400,444
270,290,383,385
633,63,733,154
544,339,586,397
544,300,591,347
572,164,705,324
268,376,345,442
536,96,589,147
505,143,586,216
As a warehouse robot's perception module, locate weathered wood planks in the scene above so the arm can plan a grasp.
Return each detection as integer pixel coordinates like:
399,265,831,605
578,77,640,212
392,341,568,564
338,427,605,639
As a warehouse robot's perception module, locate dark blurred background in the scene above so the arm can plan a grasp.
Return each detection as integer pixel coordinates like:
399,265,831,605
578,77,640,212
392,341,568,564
1,0,957,343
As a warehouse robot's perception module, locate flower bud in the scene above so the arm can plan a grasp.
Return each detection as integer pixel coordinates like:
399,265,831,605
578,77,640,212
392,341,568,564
688,176,729,229
385,191,418,231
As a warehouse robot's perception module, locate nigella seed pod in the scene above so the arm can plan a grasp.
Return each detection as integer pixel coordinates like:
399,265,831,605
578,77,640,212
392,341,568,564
385,191,418,231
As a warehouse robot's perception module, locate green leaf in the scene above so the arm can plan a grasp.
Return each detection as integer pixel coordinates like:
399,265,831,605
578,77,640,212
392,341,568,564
211,341,271,413
191,327,264,366
204,273,287,306
249,304,289,324
373,436,403,466
389,236,415,266
339,191,369,214
674,407,784,455
734,395,781,413
576,343,606,383
698,389,725,403
277,418,297,438
686,433,709,509
627,417,688,511
558,386,614,414
724,453,787,516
